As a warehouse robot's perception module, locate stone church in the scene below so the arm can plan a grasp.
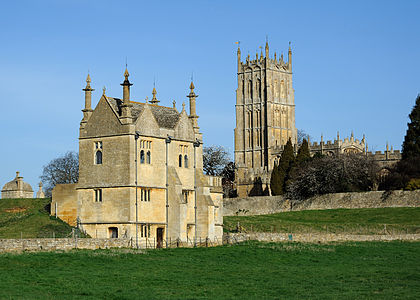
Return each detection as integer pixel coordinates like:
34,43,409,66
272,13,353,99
234,41,401,197
52,69,223,246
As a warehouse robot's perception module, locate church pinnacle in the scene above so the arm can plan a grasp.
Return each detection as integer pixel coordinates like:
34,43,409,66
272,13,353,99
288,41,292,70
150,87,160,104
187,81,199,132
120,67,133,102
83,73,94,111
265,37,269,58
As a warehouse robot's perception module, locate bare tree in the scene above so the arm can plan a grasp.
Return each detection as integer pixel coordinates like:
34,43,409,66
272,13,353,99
286,154,379,201
40,151,79,197
203,146,230,176
297,129,312,145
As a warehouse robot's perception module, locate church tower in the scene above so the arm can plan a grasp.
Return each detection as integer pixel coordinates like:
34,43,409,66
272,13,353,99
234,41,297,197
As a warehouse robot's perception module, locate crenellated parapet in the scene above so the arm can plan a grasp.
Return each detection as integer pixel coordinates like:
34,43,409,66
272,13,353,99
309,132,366,156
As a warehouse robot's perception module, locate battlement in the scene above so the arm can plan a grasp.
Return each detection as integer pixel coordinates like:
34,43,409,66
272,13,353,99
237,41,292,73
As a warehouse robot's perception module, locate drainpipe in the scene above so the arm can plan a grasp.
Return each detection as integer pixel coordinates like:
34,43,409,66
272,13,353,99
193,139,201,247
165,136,172,247
135,132,140,249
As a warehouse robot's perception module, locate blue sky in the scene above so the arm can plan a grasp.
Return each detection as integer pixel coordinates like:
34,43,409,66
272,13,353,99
0,0,419,192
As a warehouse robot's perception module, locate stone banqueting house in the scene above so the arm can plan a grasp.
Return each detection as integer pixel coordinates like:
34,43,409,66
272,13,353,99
234,41,401,197
1,171,45,199
52,69,223,245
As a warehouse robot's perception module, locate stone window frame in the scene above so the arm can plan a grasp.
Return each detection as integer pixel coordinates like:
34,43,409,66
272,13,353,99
141,224,151,238
94,141,103,165
140,150,145,164
182,190,189,203
140,140,152,165
94,189,102,202
141,188,151,202
179,144,189,168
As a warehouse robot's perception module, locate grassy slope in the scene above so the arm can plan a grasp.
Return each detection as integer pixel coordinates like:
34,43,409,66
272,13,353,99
224,207,420,234
0,198,74,238
0,241,419,299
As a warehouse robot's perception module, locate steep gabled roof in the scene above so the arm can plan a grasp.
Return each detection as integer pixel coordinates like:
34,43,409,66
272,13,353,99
107,98,180,129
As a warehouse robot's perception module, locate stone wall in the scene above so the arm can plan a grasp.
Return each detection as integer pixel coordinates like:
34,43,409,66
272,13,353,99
51,183,78,226
227,232,420,243
0,238,133,253
224,190,420,216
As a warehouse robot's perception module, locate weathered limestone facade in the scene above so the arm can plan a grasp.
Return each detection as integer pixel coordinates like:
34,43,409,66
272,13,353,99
52,70,223,245
1,172,33,199
234,42,401,197
309,132,401,168
235,42,297,197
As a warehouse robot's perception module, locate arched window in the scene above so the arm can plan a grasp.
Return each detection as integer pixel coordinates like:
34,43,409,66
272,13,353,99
257,79,261,99
140,150,145,164
179,154,182,167
248,80,252,97
146,151,151,164
184,155,188,168
95,151,102,165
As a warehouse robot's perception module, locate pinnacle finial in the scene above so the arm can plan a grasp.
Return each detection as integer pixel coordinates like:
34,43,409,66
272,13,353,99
103,86,106,95
124,67,129,79
190,81,195,91
182,101,186,111
265,37,269,57
83,72,94,92
173,100,176,109
150,87,159,104
289,41,292,51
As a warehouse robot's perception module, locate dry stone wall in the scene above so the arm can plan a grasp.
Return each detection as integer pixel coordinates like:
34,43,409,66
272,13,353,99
0,238,133,253
224,190,420,216
227,232,420,243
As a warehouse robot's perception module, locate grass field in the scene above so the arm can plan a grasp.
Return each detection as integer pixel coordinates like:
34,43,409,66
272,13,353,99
0,198,75,238
0,241,419,299
224,207,420,234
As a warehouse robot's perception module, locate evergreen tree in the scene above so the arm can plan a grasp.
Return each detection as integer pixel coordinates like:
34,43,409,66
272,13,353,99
270,161,282,195
276,138,295,194
402,94,420,160
295,138,311,164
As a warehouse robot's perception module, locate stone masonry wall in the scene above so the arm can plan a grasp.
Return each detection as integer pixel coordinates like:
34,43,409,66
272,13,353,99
223,190,420,216
0,238,133,253
227,232,420,243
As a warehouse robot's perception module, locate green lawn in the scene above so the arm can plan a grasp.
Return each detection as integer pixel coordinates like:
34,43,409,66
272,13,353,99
0,241,419,299
224,207,420,234
0,198,75,238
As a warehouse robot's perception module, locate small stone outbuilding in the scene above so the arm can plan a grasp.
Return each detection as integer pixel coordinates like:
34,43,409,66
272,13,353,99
1,172,33,199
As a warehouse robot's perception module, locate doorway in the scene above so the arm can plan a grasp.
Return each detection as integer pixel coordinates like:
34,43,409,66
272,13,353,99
109,227,118,238
156,228,164,248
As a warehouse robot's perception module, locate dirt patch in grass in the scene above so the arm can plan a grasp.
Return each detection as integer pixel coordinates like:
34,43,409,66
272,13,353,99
3,207,27,213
